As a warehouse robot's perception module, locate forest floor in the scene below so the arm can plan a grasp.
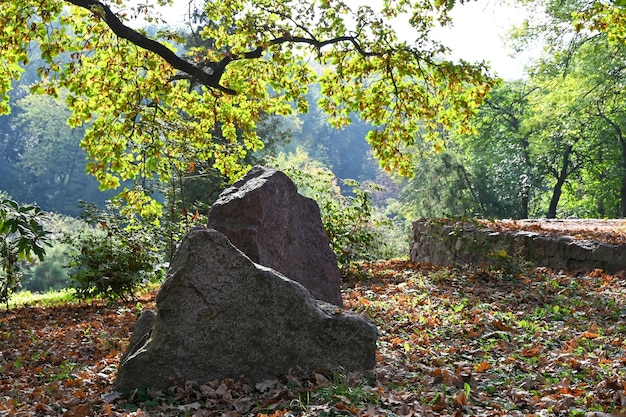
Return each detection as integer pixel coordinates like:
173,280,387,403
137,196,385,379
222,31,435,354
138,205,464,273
1,258,626,416
476,218,626,245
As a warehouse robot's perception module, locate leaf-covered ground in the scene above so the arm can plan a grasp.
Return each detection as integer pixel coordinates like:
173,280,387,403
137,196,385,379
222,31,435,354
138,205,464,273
1,260,626,416
476,218,626,245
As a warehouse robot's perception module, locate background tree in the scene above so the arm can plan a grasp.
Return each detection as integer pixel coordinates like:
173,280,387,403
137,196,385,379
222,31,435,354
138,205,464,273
510,0,626,217
0,59,44,199
524,72,596,218
455,81,537,219
10,92,114,214
392,81,539,221
396,145,481,219
573,0,626,44
288,85,380,184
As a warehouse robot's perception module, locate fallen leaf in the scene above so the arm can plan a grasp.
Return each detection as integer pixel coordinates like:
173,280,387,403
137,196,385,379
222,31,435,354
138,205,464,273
178,401,201,412
475,361,492,372
255,378,280,392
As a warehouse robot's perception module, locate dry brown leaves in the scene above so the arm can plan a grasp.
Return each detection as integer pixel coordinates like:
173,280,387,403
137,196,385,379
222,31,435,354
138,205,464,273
475,218,626,245
1,259,626,416
0,295,147,416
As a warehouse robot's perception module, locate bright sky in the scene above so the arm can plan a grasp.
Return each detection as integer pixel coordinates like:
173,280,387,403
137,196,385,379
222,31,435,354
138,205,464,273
431,1,533,80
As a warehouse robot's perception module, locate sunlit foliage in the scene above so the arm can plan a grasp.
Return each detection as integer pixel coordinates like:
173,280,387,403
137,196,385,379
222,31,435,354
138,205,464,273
0,0,494,219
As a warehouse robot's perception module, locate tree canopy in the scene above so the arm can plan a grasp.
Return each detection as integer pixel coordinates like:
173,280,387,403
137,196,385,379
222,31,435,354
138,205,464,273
388,0,626,220
0,0,494,219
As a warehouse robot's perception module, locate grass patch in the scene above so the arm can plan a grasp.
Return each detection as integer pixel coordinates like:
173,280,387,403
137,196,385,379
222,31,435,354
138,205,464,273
8,288,76,308
6,281,163,309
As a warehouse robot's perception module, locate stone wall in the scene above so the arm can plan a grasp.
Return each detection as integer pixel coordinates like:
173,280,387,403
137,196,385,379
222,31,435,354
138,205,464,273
410,220,626,273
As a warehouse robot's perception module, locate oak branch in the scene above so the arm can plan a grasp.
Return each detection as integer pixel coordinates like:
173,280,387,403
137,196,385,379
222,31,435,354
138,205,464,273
65,0,378,95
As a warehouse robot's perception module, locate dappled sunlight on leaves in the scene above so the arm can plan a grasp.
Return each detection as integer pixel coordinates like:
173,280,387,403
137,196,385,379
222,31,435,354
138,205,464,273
476,218,626,246
342,260,626,416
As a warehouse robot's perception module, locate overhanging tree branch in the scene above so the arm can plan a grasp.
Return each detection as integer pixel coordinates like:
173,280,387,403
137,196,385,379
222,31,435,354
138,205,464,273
66,0,238,94
64,0,382,94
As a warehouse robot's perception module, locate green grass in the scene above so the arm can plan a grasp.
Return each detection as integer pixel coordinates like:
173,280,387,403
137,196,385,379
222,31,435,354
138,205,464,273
8,289,76,308
6,281,162,309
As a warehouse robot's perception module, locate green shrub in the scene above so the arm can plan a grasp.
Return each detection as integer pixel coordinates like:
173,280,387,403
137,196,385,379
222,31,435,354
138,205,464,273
0,198,51,306
65,203,164,300
320,178,382,267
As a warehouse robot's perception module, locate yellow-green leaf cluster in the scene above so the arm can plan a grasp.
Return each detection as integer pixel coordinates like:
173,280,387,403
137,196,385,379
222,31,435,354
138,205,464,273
0,0,495,217
573,2,626,45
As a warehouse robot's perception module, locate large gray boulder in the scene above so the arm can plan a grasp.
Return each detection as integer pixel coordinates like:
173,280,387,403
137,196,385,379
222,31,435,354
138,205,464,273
114,229,378,392
208,166,343,306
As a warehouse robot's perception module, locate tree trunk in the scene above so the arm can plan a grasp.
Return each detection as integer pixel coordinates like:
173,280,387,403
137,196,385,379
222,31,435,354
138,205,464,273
620,140,626,218
519,134,532,219
547,144,573,219
620,172,626,218
520,193,530,219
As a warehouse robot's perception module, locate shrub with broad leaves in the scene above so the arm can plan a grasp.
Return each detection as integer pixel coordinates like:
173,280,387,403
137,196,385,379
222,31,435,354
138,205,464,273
64,203,164,301
0,198,51,306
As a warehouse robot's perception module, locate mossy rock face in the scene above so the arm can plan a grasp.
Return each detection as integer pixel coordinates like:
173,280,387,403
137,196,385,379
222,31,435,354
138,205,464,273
114,229,378,392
